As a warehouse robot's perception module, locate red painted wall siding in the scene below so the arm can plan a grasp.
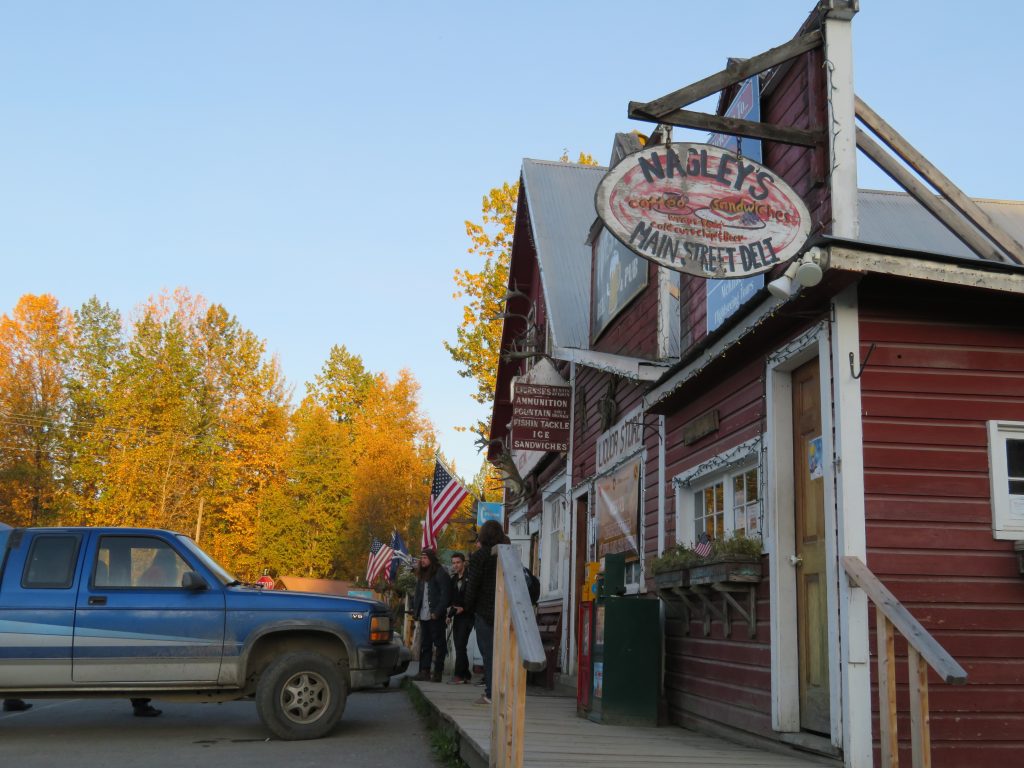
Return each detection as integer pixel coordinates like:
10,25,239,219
571,366,644,484
658,350,772,734
859,278,1024,767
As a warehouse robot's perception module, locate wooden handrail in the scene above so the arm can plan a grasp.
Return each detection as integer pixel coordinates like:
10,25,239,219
490,544,546,768
843,556,967,768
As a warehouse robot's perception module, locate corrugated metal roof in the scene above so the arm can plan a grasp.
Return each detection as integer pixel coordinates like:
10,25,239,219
857,189,1024,261
521,158,606,349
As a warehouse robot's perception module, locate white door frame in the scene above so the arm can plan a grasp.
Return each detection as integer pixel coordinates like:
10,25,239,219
765,321,842,742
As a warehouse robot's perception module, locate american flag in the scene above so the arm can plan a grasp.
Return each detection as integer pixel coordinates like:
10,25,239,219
366,537,394,584
694,531,713,558
388,530,412,582
425,459,469,545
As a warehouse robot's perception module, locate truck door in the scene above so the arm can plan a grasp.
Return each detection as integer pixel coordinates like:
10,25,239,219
0,530,83,687
73,534,225,683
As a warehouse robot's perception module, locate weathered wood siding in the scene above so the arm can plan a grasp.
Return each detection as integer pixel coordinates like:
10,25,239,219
859,277,1024,767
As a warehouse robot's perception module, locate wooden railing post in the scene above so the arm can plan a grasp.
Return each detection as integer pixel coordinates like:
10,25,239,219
908,647,931,768
876,607,898,767
843,557,965,768
489,545,546,768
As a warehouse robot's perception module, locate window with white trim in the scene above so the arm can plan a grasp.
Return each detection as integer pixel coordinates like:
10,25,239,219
987,420,1024,539
678,460,762,546
541,491,567,598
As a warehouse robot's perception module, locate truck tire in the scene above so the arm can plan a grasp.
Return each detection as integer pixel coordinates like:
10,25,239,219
256,651,347,740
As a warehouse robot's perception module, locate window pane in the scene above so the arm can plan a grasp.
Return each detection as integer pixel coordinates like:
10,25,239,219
1010,480,1024,495
746,469,759,501
714,483,724,512
1008,439,1024,478
98,536,188,588
23,536,80,588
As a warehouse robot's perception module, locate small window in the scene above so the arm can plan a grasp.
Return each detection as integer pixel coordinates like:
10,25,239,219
679,462,762,547
22,535,81,589
987,421,1024,539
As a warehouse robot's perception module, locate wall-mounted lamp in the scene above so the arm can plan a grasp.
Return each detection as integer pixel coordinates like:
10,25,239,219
1015,540,1024,576
767,247,827,300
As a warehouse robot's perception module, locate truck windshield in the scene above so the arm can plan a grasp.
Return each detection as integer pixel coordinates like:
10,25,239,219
176,535,237,586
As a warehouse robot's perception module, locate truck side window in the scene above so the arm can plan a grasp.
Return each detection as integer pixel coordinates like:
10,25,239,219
22,535,81,589
97,536,188,589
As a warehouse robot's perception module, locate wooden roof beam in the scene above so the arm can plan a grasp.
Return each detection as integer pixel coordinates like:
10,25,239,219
856,127,1008,263
856,96,1024,265
630,107,825,148
630,29,823,119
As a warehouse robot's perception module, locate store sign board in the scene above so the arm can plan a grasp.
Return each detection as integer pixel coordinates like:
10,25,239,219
596,406,643,474
595,142,811,279
511,383,570,453
596,456,641,559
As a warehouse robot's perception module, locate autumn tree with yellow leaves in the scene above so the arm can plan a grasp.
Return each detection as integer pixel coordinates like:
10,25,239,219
0,290,454,583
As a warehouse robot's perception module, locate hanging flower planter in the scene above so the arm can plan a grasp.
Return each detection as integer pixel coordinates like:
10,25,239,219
687,554,762,586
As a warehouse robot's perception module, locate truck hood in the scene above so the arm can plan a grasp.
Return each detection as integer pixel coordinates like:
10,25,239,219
224,585,385,613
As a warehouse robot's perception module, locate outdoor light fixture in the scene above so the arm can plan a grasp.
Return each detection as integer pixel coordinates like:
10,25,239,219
768,247,827,300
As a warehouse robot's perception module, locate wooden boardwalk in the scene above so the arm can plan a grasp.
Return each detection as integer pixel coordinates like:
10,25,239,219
412,681,833,768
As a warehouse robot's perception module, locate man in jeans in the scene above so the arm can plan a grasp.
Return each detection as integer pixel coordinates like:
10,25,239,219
446,552,473,684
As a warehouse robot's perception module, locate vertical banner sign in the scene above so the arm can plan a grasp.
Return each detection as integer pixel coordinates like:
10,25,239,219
511,383,571,453
707,77,765,333
594,143,811,278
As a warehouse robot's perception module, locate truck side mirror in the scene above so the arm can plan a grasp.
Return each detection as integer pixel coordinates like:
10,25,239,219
181,571,209,591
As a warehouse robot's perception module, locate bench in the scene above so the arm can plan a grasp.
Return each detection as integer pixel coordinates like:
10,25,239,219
531,604,563,689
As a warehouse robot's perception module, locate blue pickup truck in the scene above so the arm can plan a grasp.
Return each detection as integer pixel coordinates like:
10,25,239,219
0,525,409,739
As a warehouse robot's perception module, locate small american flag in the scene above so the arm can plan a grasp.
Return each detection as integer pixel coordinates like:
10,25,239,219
426,459,469,544
694,531,713,558
366,537,394,584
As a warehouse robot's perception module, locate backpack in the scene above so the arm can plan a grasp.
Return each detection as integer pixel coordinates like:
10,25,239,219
523,566,541,605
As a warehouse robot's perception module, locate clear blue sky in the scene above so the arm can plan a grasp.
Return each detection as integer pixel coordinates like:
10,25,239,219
2,1,1020,478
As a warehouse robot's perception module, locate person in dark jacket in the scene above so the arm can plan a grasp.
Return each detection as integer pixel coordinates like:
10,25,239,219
446,551,473,684
411,549,451,682
462,519,505,704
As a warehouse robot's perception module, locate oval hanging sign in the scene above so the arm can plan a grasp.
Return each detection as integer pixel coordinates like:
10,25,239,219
595,142,811,279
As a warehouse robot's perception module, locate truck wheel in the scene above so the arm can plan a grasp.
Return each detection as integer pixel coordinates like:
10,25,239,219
256,651,347,740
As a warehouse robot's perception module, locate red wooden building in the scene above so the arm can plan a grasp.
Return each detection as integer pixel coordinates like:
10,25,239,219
489,3,1024,766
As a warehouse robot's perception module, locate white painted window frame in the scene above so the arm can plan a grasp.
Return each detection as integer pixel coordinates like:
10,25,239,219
539,480,569,601
987,420,1024,540
673,437,763,547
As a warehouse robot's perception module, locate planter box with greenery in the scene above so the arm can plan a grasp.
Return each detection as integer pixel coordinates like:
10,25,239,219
651,534,764,638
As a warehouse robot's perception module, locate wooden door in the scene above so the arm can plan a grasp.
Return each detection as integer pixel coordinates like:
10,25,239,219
791,358,830,734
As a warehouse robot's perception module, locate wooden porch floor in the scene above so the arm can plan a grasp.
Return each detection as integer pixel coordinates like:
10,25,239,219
411,680,833,768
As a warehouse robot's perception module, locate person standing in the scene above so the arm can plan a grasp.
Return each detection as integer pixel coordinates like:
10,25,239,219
446,551,473,684
411,549,451,683
463,519,504,705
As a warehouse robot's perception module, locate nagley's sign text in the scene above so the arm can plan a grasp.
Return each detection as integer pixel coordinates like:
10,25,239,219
595,142,811,279
511,383,570,453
